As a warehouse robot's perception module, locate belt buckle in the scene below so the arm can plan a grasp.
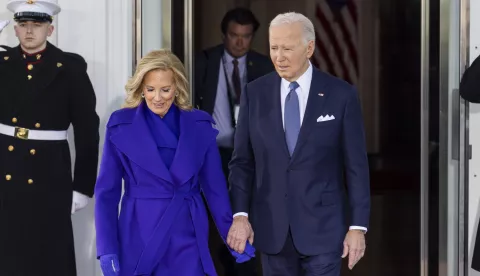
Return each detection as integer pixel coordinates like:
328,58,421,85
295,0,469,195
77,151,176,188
14,127,29,140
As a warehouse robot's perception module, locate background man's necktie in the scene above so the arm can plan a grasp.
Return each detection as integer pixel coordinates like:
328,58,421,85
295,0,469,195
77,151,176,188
232,59,241,104
284,81,300,156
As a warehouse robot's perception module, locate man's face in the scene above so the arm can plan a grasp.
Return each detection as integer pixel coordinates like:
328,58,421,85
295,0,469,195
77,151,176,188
224,21,254,58
269,22,314,82
14,21,53,53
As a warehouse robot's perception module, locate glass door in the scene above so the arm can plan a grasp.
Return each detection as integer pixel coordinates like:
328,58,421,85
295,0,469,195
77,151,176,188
132,0,194,98
435,0,469,275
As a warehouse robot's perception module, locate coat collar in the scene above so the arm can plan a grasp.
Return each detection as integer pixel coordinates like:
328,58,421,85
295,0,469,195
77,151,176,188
110,102,199,186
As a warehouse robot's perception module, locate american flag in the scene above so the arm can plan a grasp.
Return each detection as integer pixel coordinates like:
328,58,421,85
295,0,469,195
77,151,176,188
311,0,358,85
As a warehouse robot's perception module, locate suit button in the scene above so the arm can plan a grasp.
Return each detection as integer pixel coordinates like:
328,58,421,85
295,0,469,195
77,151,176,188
5,175,11,181
8,145,14,151
35,123,40,128
12,117,17,124
28,179,33,185
285,193,288,198
30,149,36,155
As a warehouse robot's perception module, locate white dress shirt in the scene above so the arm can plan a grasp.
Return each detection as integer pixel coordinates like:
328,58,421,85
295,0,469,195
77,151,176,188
213,51,247,148
233,62,367,232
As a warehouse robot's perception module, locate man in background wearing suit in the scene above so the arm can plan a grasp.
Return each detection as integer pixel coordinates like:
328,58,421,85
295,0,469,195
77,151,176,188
227,12,370,276
194,7,273,276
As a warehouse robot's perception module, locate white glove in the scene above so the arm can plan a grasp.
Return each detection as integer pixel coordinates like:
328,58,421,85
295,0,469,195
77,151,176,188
0,20,10,33
71,191,89,214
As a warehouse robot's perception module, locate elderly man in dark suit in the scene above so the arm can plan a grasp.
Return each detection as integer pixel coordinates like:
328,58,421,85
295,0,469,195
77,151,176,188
194,7,274,276
227,11,370,276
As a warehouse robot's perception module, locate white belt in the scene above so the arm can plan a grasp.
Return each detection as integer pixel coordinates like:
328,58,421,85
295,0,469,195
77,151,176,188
0,123,67,141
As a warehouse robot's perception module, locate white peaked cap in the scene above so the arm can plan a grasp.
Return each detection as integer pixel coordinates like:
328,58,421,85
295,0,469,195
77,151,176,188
7,0,61,22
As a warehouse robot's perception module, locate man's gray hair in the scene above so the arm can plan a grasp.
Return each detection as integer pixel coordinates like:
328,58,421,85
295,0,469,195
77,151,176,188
269,12,315,44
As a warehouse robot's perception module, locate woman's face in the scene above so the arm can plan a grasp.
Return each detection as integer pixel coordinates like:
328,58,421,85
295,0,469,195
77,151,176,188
143,69,176,117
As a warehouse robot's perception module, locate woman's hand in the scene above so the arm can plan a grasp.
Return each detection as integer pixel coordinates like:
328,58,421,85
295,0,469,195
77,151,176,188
99,254,120,276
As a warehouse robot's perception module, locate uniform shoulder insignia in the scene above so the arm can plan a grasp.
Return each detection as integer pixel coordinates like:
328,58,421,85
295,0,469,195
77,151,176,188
63,52,88,71
0,47,11,63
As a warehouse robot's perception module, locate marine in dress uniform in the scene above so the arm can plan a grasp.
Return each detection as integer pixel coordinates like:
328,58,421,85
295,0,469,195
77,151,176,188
0,1,100,275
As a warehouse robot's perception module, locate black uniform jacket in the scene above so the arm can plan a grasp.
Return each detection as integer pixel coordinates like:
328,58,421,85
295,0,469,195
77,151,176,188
0,42,99,276
0,41,99,196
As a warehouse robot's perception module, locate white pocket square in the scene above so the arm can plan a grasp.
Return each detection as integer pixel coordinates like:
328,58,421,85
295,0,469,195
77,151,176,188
317,115,335,122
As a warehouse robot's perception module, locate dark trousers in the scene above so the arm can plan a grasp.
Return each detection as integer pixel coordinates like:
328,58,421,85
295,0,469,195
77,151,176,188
208,147,258,276
261,231,341,276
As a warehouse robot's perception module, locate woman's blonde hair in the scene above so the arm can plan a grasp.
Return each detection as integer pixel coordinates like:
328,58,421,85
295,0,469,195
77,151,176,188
123,49,193,110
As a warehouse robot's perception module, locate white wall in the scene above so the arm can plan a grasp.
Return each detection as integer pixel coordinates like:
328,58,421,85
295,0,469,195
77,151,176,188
0,0,132,275
468,0,480,275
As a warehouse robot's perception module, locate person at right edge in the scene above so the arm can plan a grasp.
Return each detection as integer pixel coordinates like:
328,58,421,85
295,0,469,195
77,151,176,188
227,12,371,276
461,54,480,271
460,54,480,103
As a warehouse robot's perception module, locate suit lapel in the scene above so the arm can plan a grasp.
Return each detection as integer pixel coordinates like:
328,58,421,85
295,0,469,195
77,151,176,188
204,46,222,113
169,111,198,186
110,105,173,183
266,75,291,159
291,69,328,161
246,54,258,82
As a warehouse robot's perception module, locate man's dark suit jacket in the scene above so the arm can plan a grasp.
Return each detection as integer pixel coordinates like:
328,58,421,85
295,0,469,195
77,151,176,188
229,67,371,255
194,44,274,113
460,54,480,103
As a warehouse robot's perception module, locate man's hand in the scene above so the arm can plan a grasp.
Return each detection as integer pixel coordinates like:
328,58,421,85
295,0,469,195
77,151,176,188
342,229,366,269
227,216,254,254
71,191,89,214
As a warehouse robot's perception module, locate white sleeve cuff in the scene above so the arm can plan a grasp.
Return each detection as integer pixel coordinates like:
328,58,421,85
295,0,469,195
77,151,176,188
349,226,367,233
233,212,248,218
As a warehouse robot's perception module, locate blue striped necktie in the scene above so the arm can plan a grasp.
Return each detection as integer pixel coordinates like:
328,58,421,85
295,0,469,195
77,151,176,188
284,81,300,156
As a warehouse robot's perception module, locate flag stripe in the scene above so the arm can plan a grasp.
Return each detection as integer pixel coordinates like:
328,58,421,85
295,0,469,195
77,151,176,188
316,4,351,83
313,0,358,85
